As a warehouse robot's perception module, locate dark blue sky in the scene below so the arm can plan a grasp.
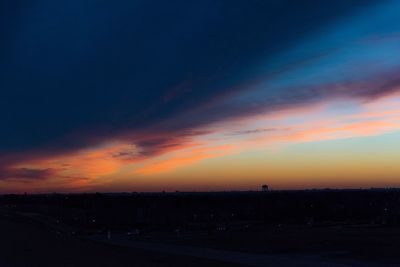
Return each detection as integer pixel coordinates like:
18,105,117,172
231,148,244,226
1,1,376,154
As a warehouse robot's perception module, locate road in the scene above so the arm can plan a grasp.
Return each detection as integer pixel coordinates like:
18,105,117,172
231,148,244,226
90,233,369,267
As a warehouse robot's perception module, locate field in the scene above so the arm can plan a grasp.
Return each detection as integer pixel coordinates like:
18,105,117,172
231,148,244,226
0,216,240,267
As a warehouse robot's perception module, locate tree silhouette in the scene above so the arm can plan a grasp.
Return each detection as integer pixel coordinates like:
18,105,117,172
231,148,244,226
262,184,269,192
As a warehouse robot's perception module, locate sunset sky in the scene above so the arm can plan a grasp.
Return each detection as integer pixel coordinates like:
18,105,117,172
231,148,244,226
1,0,400,193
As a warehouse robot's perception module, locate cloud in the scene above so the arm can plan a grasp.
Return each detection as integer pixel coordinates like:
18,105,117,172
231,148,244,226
228,128,280,136
2,0,400,190
0,167,55,181
134,145,236,175
216,92,400,151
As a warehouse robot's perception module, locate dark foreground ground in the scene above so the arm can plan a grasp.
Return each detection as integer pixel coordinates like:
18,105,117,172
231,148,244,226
0,216,380,267
2,190,400,266
125,225,400,266
1,214,400,267
0,217,241,267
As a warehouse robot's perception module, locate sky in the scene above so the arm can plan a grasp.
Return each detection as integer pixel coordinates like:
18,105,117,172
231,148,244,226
1,0,400,193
